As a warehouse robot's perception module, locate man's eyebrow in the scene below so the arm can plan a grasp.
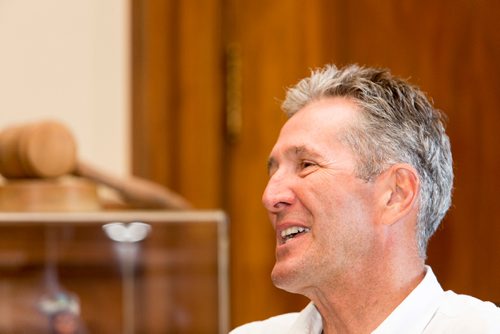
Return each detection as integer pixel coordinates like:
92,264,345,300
293,145,322,159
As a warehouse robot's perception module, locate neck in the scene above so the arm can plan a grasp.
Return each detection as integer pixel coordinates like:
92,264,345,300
306,259,425,334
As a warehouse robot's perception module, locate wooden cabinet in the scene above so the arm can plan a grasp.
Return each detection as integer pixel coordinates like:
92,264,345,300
0,211,229,333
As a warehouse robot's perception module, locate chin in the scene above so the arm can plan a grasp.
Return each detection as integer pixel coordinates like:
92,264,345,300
271,265,305,294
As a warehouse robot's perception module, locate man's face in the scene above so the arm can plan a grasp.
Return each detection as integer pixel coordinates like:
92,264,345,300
263,97,383,295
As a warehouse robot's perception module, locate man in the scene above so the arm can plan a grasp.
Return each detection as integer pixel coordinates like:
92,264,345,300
231,64,500,333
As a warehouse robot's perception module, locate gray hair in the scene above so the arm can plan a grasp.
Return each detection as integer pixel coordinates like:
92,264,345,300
282,64,453,258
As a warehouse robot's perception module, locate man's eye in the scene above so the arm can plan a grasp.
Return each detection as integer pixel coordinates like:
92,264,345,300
300,161,316,169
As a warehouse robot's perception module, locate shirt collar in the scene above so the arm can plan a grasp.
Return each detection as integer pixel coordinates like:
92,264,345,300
288,302,323,334
372,265,444,334
289,266,444,334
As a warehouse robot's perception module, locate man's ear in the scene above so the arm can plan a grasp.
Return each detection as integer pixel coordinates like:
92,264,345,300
379,164,419,225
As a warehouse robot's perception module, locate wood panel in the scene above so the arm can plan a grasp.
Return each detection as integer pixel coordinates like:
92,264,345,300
174,0,225,208
131,0,178,187
131,0,224,208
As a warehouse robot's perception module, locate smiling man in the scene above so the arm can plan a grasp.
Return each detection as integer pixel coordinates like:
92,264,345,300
230,65,500,333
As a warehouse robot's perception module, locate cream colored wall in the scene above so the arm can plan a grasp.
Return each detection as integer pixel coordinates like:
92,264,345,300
0,0,130,175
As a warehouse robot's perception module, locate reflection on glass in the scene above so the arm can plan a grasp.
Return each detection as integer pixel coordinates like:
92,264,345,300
103,221,152,334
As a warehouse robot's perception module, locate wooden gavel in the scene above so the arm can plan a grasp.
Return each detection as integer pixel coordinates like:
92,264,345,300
0,120,191,210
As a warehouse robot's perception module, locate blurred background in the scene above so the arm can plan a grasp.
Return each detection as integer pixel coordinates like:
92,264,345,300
0,0,499,331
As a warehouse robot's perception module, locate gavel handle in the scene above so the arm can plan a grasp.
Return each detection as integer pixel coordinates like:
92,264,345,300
74,161,192,210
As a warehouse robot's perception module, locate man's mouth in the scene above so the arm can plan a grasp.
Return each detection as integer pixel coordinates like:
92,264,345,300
280,226,310,243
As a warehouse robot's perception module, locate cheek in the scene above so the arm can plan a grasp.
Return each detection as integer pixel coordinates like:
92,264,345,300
304,177,378,236
302,176,364,213
295,171,379,226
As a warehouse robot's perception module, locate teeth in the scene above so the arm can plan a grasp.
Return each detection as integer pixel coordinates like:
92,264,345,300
280,226,310,240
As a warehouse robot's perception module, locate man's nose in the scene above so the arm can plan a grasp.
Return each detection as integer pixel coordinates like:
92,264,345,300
262,173,295,213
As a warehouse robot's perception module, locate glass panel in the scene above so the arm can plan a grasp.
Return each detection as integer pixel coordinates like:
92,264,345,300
0,211,229,334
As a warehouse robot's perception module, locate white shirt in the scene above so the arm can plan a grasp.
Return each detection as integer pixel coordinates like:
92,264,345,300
230,267,500,333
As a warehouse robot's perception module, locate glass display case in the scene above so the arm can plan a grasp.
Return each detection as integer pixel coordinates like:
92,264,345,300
0,210,229,334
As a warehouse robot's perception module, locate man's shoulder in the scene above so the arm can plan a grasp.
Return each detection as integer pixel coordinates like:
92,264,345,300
229,312,300,334
427,290,500,333
441,290,500,316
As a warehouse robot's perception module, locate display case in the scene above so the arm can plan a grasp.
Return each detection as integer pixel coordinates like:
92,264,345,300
0,210,229,334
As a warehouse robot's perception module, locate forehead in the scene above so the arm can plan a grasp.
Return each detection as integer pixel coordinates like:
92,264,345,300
272,97,360,151
267,97,361,171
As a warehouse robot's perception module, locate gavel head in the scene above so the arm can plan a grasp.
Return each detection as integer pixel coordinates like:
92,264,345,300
0,120,77,179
